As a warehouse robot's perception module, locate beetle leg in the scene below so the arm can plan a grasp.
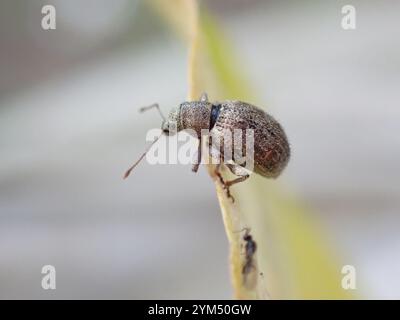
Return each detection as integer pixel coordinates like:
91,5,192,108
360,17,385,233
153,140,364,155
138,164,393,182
191,138,202,173
213,163,235,202
213,163,225,185
208,135,235,201
225,174,250,188
224,163,250,191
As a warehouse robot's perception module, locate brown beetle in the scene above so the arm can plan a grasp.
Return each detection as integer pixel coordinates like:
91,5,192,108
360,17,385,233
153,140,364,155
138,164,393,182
124,93,290,198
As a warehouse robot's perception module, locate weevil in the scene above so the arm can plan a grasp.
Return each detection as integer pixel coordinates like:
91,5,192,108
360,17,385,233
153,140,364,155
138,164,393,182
124,93,290,199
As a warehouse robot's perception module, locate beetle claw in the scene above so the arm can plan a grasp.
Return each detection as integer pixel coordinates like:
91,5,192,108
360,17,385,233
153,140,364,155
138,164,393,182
213,166,235,202
226,189,235,203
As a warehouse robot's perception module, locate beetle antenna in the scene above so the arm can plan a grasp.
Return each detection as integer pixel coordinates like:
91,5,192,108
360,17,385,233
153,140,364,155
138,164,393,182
139,103,166,121
123,133,163,179
234,227,250,233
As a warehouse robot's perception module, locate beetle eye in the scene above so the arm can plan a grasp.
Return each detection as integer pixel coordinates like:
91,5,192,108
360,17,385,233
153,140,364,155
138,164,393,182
161,120,168,134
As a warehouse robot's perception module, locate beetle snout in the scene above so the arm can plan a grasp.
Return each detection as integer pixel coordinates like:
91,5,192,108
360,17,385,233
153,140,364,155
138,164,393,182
161,121,171,135
161,118,179,136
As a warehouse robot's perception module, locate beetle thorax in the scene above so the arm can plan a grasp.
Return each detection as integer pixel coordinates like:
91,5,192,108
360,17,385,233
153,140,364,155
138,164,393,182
179,101,212,137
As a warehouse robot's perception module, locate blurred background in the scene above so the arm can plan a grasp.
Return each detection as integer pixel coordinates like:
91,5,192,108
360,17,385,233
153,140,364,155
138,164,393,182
0,0,399,299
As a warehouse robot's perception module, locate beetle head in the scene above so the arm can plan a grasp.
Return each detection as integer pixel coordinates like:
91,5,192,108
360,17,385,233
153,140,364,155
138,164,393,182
161,107,181,136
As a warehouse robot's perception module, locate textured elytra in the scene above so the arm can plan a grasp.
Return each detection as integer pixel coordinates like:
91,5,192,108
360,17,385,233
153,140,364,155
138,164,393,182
210,101,290,178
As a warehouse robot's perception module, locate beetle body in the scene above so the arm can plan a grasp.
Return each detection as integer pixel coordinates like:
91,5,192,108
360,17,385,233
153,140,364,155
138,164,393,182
125,93,290,199
210,100,290,178
162,93,290,181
